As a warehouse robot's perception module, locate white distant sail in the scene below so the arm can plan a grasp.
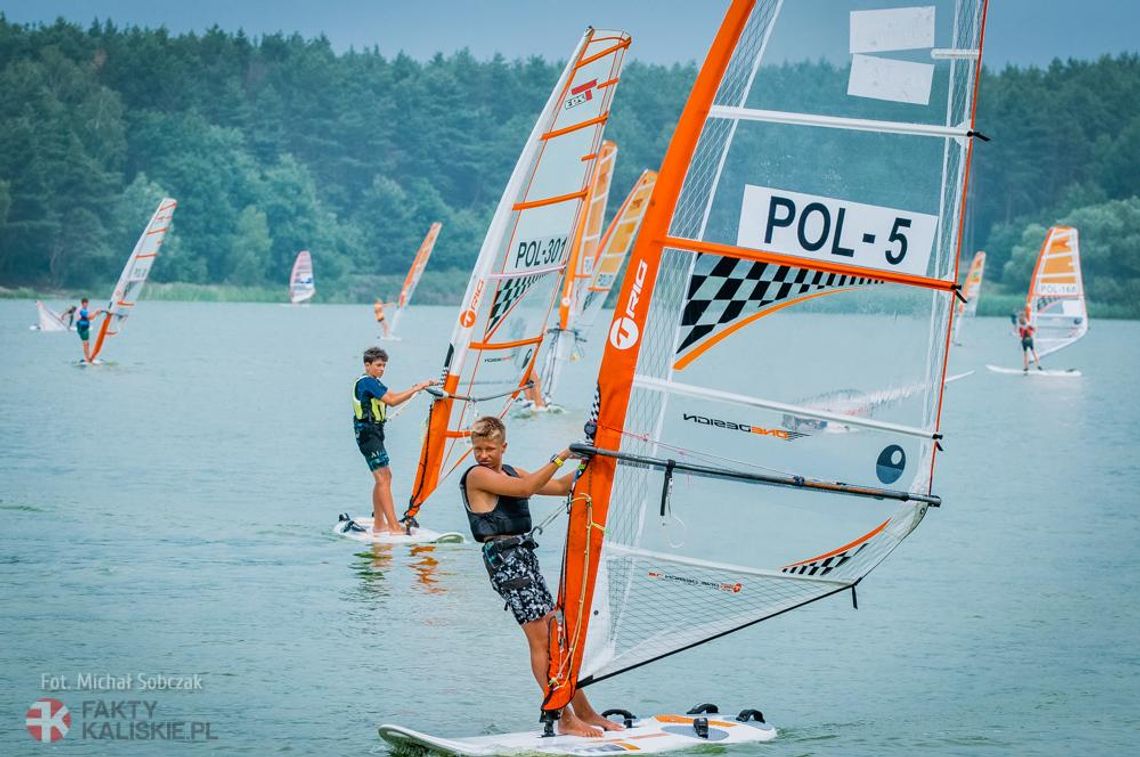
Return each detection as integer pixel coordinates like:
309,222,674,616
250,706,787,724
88,198,177,362
406,27,631,523
543,0,989,717
33,301,72,332
289,250,315,304
952,250,985,343
1026,226,1087,358
388,223,441,338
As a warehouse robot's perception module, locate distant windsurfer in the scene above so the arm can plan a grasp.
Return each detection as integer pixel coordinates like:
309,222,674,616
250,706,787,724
460,416,619,738
373,299,389,339
353,347,437,535
76,298,103,362
1015,312,1042,372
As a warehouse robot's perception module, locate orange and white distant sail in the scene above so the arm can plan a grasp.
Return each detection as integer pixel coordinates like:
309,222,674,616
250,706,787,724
952,250,985,343
88,198,176,362
1026,226,1087,358
387,222,441,338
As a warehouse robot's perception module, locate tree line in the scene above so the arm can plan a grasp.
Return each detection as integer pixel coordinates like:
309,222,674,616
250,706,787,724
0,17,1137,315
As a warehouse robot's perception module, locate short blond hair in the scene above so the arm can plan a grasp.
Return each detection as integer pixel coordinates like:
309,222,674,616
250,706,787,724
470,416,506,443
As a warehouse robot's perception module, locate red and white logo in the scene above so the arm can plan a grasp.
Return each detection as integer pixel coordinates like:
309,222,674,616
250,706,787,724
26,698,70,743
564,79,598,110
459,309,477,328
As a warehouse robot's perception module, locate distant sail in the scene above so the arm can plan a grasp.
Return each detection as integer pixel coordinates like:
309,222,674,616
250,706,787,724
952,250,985,343
405,28,631,522
88,198,177,362
543,0,989,716
33,301,72,332
388,223,442,337
540,141,618,402
289,250,315,304
1027,226,1087,358
573,169,658,338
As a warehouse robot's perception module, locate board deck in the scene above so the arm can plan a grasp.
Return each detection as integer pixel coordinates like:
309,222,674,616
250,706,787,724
985,364,1081,377
333,515,464,545
379,712,776,755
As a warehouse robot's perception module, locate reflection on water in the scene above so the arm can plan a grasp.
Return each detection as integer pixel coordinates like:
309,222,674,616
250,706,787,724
351,544,452,597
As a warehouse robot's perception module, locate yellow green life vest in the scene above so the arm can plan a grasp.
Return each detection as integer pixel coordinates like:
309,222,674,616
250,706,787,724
352,375,387,424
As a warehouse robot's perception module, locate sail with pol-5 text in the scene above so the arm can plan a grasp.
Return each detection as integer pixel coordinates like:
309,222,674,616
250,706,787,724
404,27,631,523
88,198,177,362
542,0,989,723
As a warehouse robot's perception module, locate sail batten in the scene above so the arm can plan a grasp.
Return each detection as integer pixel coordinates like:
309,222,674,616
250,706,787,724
544,0,988,715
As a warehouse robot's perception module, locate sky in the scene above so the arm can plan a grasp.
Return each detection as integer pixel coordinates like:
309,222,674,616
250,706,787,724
0,0,1135,68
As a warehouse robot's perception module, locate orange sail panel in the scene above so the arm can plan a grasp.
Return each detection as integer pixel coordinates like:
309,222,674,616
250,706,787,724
88,198,177,362
405,28,630,522
544,0,990,714
1026,226,1087,358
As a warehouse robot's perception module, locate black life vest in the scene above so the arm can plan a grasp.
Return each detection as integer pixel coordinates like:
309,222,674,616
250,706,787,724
460,464,532,542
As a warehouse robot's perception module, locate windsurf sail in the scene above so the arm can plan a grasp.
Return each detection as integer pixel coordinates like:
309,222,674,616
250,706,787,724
389,222,442,337
572,168,658,339
289,250,315,304
543,0,989,716
1026,226,1086,358
33,301,72,332
539,141,619,402
405,28,631,522
952,250,985,343
88,198,177,362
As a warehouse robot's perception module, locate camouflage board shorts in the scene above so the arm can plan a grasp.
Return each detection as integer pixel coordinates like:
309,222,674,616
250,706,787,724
482,540,554,625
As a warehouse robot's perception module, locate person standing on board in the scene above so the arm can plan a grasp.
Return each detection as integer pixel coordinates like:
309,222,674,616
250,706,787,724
373,299,389,339
460,416,621,738
1016,312,1042,372
75,298,103,362
354,346,437,535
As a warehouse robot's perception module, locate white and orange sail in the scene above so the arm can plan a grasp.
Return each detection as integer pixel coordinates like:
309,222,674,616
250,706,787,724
542,0,989,719
952,250,985,343
538,141,618,403
572,168,657,339
1026,226,1087,358
386,222,442,338
87,198,176,362
289,250,315,304
404,28,630,522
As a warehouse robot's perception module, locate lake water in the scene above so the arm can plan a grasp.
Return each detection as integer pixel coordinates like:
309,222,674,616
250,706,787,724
1,299,1137,755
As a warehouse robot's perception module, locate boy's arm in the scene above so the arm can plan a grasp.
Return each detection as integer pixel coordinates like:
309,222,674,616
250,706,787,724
382,379,438,406
467,449,574,499
537,470,577,496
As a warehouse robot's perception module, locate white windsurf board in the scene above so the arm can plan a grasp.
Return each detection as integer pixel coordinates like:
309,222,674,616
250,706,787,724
379,711,776,755
333,515,464,544
985,364,1081,377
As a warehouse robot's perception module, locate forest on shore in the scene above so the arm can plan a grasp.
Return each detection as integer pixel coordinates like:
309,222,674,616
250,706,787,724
1,17,1138,316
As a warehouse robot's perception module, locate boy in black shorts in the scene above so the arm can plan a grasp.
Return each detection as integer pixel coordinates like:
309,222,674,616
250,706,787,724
353,347,436,535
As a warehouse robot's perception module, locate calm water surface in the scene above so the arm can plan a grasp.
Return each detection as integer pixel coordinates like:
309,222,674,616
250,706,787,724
1,300,1137,755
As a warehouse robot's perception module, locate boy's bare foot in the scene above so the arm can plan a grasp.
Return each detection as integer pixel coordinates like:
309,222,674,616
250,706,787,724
582,712,623,731
558,710,602,738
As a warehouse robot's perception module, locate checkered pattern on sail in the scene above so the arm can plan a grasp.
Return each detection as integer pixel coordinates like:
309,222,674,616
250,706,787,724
487,273,543,333
676,255,880,356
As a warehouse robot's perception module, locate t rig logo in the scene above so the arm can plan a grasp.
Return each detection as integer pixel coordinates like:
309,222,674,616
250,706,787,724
609,259,647,350
682,412,806,442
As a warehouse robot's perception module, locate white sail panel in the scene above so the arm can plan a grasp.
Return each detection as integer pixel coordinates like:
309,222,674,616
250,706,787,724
546,0,988,713
1027,226,1087,359
34,301,72,332
407,28,630,520
289,250,315,304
